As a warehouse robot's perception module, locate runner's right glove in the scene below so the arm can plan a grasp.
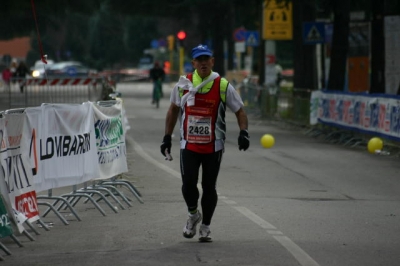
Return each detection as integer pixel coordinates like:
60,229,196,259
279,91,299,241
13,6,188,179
160,135,172,157
238,129,250,151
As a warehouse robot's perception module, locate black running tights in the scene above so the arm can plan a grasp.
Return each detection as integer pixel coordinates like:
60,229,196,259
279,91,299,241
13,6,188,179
180,149,223,226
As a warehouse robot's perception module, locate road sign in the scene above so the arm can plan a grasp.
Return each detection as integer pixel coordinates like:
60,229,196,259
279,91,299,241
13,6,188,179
150,39,159,48
235,42,245,53
303,22,325,44
263,0,293,40
233,27,246,42
158,38,167,47
184,62,193,73
245,31,260,47
324,23,334,43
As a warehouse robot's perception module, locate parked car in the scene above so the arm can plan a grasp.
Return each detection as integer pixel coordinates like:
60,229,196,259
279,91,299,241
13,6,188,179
46,61,96,77
30,60,55,78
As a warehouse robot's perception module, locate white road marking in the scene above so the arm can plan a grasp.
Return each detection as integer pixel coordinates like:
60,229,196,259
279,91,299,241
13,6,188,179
232,206,276,230
128,137,320,266
274,235,320,266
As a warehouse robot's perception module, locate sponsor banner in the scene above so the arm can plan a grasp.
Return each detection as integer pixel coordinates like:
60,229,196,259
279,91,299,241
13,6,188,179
24,104,99,192
311,91,400,141
120,99,131,132
0,122,14,237
0,195,13,238
0,113,38,233
89,101,128,180
310,90,322,125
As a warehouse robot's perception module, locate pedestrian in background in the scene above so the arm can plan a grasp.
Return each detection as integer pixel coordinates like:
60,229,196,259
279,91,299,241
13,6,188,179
275,60,283,87
10,59,18,77
1,67,12,91
160,44,250,242
15,61,29,93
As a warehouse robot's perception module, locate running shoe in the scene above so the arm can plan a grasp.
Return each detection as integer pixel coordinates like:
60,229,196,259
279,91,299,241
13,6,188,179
199,224,212,242
183,211,202,238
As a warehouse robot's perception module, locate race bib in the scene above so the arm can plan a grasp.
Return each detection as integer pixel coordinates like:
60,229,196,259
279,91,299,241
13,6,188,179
186,115,212,143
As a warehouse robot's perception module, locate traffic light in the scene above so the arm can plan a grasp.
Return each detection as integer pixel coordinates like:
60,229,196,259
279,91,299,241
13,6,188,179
176,30,186,46
176,31,186,75
167,35,175,51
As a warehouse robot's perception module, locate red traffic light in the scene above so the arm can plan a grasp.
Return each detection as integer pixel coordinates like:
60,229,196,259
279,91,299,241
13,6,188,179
177,31,186,40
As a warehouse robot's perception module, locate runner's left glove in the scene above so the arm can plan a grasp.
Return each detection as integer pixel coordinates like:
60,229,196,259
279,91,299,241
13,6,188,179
238,130,250,151
160,135,172,157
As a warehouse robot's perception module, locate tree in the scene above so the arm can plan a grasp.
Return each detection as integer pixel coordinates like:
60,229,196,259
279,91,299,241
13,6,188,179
326,1,350,91
293,0,318,90
0,0,100,40
370,0,385,94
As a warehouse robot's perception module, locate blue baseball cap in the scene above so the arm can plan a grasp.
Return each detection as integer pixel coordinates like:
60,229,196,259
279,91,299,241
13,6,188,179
191,44,213,59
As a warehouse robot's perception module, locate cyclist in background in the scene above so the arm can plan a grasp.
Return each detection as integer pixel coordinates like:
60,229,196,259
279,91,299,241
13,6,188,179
149,61,165,104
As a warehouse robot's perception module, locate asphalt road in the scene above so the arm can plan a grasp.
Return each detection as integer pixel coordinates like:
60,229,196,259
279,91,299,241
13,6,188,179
1,82,400,266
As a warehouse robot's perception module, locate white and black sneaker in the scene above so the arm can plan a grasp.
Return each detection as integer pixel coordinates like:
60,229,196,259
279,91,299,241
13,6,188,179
199,224,212,242
183,211,202,238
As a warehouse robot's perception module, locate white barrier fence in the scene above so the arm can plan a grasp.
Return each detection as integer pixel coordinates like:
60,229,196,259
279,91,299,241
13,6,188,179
0,99,140,259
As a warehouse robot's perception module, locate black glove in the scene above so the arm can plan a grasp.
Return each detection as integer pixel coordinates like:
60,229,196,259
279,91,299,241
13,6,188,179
238,130,250,151
160,135,172,157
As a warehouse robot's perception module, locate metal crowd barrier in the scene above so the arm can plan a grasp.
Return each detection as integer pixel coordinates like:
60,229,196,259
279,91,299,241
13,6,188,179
0,77,107,110
39,100,143,224
0,92,146,262
239,78,312,126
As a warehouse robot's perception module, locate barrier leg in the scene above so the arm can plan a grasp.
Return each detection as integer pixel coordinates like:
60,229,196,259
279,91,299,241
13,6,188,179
36,219,51,231
37,196,81,221
66,195,83,208
100,181,144,204
37,202,69,225
0,242,12,255
23,230,35,241
24,221,40,235
96,184,132,207
118,179,143,197
100,177,143,197
75,190,118,213
9,234,23,247
86,186,126,210
62,194,107,216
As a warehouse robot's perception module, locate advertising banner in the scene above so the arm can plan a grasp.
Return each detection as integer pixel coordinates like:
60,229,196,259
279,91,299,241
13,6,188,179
24,104,99,192
89,101,128,180
0,113,39,233
0,123,14,237
311,91,400,141
0,195,13,238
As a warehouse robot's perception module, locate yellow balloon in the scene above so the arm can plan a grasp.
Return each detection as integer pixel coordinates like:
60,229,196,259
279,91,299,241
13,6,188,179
260,134,275,148
367,137,383,153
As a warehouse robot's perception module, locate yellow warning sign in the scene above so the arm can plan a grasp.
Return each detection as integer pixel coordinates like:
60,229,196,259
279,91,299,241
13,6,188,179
262,0,293,40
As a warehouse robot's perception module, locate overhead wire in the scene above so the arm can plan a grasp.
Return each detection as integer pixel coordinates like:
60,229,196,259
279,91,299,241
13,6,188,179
30,0,50,92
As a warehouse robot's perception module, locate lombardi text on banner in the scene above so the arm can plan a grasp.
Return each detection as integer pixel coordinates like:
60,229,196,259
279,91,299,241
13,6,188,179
23,104,99,193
